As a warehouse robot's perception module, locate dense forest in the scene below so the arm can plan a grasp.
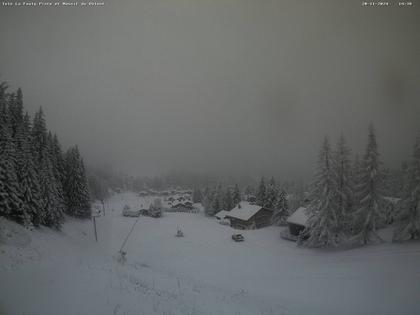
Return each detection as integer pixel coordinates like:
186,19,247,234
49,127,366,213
0,82,91,229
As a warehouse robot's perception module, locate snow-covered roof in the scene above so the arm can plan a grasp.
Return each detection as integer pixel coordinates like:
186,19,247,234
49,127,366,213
215,210,230,219
287,207,309,226
225,203,268,221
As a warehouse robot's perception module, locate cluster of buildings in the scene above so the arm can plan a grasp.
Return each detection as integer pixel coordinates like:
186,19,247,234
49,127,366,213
166,194,195,212
137,188,401,242
137,189,196,212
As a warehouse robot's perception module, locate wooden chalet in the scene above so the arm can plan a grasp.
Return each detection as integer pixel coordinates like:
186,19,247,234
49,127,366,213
225,203,273,230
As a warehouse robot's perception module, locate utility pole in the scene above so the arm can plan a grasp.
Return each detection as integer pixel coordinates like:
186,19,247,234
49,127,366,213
93,216,98,242
91,210,101,242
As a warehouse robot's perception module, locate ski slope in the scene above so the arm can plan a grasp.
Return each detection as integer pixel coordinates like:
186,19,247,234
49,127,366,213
1,192,419,315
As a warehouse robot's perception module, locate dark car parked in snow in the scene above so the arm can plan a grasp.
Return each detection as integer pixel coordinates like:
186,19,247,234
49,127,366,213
231,234,244,242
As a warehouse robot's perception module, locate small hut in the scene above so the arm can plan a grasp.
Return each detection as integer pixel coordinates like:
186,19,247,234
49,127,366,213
282,207,310,241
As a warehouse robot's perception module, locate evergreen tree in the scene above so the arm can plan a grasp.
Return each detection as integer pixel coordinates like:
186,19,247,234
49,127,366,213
351,125,386,245
8,88,24,139
0,84,23,219
14,112,42,226
256,177,266,207
202,186,214,216
47,132,66,215
380,164,406,199
210,183,223,213
223,187,234,211
30,108,55,226
272,189,289,226
333,134,353,232
39,155,64,228
349,154,363,232
288,179,306,211
302,137,341,248
192,187,202,203
51,134,66,186
31,107,48,167
244,185,254,196
265,177,278,209
393,137,420,241
64,146,91,218
232,184,241,206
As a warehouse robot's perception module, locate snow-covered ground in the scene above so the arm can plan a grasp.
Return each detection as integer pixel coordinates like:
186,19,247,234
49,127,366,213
1,192,420,315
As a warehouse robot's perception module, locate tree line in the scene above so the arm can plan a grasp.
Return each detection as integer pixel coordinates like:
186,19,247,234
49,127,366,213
0,83,91,229
197,177,291,226
300,125,420,248
200,183,242,216
195,124,418,248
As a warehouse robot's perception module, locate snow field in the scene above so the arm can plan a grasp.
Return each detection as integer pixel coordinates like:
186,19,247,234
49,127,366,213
1,191,420,315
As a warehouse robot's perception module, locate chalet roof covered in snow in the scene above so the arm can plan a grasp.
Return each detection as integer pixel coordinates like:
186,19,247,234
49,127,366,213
287,207,309,226
225,203,268,221
214,210,230,219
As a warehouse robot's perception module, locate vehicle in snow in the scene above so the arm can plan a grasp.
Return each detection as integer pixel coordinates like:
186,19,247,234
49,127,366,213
149,209,162,218
122,208,141,217
231,234,244,242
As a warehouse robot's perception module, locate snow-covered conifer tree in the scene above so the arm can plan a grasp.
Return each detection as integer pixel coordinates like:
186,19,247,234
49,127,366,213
51,134,66,187
64,146,91,218
272,189,289,226
210,183,223,213
31,107,48,167
0,84,23,219
256,177,266,207
202,187,214,216
393,137,420,241
223,187,234,211
8,88,24,139
14,112,42,226
333,134,353,232
288,180,306,211
264,177,278,209
47,132,66,216
303,137,341,248
232,184,241,206
39,155,64,228
351,125,386,245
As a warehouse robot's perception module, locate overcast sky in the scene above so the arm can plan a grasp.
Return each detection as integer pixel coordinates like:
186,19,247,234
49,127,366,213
0,1,419,179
